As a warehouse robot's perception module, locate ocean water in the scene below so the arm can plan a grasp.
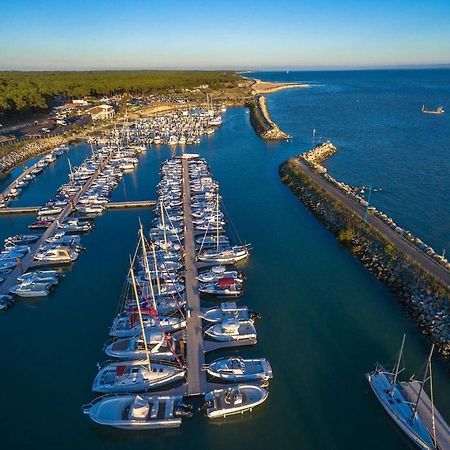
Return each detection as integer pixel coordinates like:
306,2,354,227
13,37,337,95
0,70,448,450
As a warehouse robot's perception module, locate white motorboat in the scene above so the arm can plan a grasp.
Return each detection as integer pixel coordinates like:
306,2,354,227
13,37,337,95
92,359,185,393
207,357,273,382
83,394,192,429
200,302,257,323
197,266,243,283
17,270,59,285
9,281,51,297
205,318,257,342
5,234,39,245
202,385,268,419
199,278,243,297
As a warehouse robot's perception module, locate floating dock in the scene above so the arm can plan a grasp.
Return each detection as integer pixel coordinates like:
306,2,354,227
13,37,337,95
181,155,206,396
0,200,156,215
0,155,112,296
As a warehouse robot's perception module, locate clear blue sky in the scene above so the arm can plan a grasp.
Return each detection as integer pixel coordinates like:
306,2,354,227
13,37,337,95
1,0,450,70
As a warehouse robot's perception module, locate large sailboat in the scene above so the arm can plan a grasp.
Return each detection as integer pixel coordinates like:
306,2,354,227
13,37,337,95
366,336,440,450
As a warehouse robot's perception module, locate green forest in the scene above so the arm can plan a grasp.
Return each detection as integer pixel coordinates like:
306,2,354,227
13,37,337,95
0,71,239,121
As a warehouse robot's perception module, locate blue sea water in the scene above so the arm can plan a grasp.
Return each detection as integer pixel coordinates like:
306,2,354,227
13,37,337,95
0,69,448,450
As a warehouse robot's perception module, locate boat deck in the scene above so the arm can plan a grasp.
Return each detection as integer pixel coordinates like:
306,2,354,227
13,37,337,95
400,380,450,450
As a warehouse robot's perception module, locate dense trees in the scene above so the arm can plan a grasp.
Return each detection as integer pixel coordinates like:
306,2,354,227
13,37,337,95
0,71,238,121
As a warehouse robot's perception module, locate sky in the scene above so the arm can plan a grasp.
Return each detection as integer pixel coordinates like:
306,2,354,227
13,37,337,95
1,0,450,70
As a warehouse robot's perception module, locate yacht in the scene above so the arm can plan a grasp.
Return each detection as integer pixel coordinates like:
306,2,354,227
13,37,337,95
83,394,191,429
207,357,273,382
202,385,268,419
17,270,59,285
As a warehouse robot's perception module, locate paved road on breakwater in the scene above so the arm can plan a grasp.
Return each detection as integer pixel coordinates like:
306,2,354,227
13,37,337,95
292,157,450,288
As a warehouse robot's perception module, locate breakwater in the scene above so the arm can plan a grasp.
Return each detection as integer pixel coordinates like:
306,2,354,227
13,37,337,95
280,143,450,359
248,95,291,140
0,135,73,175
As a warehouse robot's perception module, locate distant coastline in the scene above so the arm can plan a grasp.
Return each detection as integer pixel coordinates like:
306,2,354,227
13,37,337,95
241,76,309,94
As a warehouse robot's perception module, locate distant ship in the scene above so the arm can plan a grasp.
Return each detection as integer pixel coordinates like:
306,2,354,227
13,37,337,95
422,105,445,115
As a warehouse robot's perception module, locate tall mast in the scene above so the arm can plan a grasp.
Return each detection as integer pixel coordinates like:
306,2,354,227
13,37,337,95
390,334,406,395
129,262,151,371
216,191,220,253
412,344,435,421
139,225,157,311
160,201,168,251
150,242,161,296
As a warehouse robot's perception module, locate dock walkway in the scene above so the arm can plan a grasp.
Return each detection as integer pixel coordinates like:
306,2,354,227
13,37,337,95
0,164,36,201
0,154,111,296
181,155,206,396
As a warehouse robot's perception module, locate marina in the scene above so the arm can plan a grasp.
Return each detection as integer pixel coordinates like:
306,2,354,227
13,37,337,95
0,71,449,450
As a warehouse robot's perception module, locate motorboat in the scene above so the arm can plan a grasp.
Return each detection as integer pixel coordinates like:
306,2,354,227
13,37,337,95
83,394,192,429
58,219,92,233
17,270,59,285
197,266,244,283
202,385,268,419
0,261,17,272
34,246,78,263
207,357,273,382
205,318,257,342
92,360,185,393
0,295,15,310
29,219,53,229
200,302,259,323
199,278,243,297
5,234,39,245
9,281,51,297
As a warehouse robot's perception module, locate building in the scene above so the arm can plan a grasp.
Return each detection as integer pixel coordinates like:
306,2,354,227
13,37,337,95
88,104,115,121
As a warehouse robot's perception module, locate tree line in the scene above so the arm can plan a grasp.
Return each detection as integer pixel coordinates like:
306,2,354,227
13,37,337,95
0,70,238,121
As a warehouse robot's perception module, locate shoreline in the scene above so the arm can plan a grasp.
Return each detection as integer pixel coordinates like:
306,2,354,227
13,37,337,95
279,144,450,360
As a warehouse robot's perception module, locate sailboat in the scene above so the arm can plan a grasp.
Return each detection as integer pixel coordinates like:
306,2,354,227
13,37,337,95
366,336,438,450
94,263,184,393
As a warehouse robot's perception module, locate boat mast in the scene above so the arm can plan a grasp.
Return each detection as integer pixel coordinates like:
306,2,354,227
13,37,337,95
216,191,220,253
139,225,158,312
160,201,168,251
129,262,151,372
412,344,435,422
150,242,161,296
390,334,406,395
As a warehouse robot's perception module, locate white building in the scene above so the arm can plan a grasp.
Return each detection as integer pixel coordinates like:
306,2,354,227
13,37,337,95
88,105,115,120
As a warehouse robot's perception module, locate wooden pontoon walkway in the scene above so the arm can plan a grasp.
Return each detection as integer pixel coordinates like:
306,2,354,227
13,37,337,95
181,154,206,396
0,200,156,215
0,155,112,296
400,380,450,450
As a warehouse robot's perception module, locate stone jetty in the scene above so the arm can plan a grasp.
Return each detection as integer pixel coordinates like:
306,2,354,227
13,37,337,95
248,95,291,141
280,143,450,360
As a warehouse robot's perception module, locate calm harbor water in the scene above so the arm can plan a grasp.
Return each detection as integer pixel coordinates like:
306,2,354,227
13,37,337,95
0,70,449,449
